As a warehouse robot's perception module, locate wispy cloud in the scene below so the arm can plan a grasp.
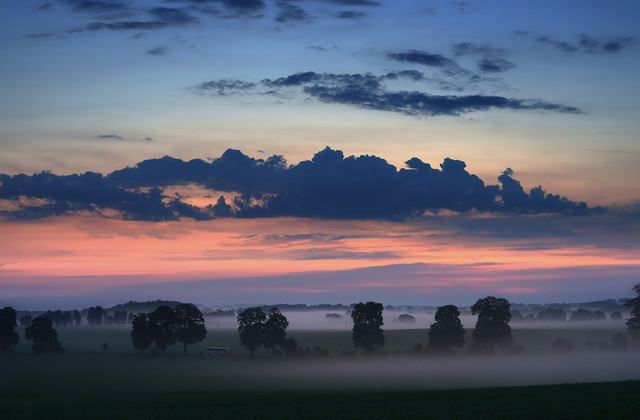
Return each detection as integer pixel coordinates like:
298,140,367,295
195,71,582,116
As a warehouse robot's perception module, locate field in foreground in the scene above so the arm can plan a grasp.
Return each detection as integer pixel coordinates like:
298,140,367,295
3,325,640,419
2,352,640,419
1,363,638,420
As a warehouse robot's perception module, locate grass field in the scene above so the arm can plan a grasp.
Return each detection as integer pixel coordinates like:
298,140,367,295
3,325,640,419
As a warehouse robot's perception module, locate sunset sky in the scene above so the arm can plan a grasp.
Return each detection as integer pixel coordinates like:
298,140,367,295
1,1,639,310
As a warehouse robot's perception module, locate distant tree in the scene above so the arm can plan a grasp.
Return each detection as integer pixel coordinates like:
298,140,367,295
427,304,465,354
537,308,567,322
127,312,135,324
24,317,63,353
510,309,525,322
397,314,416,323
263,307,289,355
471,296,513,352
610,311,623,320
569,308,593,321
174,303,207,355
625,284,640,341
551,338,575,353
72,310,81,326
102,342,109,352
592,310,606,321
87,306,106,326
130,313,154,354
351,301,385,354
149,306,177,354
19,314,33,327
113,310,128,325
0,307,20,352
237,307,266,356
282,337,302,357
44,310,73,327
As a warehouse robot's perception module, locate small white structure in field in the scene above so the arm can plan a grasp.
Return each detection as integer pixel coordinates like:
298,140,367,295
203,346,230,356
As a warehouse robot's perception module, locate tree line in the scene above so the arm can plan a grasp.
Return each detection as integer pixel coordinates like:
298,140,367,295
1,285,640,355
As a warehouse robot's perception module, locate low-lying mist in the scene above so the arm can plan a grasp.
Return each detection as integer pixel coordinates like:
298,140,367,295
203,309,628,331
190,351,640,392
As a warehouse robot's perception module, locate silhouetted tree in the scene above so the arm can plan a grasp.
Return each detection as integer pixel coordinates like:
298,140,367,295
237,307,266,356
87,306,106,326
471,296,513,352
149,305,177,354
263,307,289,355
0,307,20,352
19,314,33,327
174,303,207,355
510,309,525,322
537,308,567,322
131,313,154,354
44,310,73,327
610,311,623,320
592,310,606,321
351,301,385,354
24,317,63,353
72,310,81,326
625,284,640,341
397,314,416,323
569,308,593,321
113,310,128,325
427,304,465,354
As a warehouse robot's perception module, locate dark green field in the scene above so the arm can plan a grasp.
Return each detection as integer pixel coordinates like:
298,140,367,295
2,325,640,419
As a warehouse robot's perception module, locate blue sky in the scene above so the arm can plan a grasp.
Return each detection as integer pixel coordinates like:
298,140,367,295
1,1,639,309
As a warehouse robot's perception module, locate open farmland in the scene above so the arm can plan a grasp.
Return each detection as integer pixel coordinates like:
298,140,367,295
2,324,640,419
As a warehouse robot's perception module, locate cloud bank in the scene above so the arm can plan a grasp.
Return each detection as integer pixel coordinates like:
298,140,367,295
0,147,600,221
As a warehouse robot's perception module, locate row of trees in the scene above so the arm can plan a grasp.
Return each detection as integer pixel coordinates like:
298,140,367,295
1,307,64,353
130,304,206,354
346,297,513,355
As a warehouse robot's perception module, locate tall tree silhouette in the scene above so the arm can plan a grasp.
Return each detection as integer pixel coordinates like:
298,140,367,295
263,307,289,355
174,304,207,354
149,305,177,354
625,284,640,341
24,317,63,353
131,313,154,354
427,304,465,354
237,307,266,356
351,301,385,354
471,296,513,353
0,307,19,352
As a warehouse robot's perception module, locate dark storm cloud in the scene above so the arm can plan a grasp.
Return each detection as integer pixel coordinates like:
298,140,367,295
0,147,599,221
197,70,582,116
0,172,206,221
516,31,635,54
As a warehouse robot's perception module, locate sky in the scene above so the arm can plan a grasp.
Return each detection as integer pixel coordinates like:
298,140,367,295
1,0,639,310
